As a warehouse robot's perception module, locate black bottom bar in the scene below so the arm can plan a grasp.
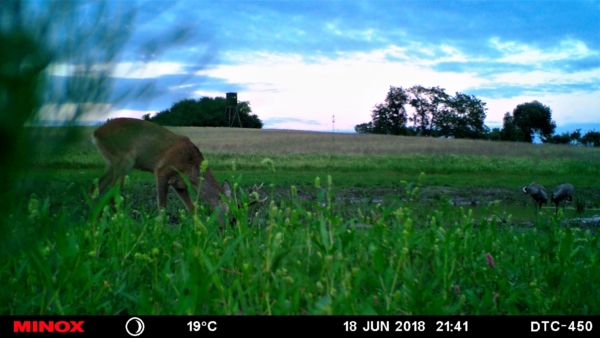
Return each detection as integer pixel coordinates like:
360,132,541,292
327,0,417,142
4,316,599,336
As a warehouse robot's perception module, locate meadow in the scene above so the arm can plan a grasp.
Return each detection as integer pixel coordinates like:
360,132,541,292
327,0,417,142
2,125,599,315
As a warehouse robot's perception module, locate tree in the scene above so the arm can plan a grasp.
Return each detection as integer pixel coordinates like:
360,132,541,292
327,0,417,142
355,85,489,140
548,132,571,145
432,106,455,138
570,129,582,145
366,86,410,135
511,101,556,143
237,101,263,128
354,122,373,134
548,128,584,145
407,85,449,136
487,128,502,141
444,92,489,139
581,130,600,147
500,112,525,141
149,96,263,128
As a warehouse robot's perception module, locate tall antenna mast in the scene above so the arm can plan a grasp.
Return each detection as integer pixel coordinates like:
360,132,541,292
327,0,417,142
332,114,335,133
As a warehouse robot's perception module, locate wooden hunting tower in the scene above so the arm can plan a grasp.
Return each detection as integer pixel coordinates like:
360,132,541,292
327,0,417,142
226,92,237,106
225,92,242,127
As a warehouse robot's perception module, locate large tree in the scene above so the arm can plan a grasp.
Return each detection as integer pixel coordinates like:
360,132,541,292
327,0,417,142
500,112,526,141
407,85,449,136
355,85,490,139
548,132,572,145
368,86,410,135
487,128,502,141
581,130,600,147
443,92,489,139
511,101,556,143
354,122,373,134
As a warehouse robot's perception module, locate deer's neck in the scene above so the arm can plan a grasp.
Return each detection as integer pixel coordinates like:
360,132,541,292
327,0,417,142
199,168,227,211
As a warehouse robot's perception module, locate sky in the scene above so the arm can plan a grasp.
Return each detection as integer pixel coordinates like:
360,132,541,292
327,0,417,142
40,0,600,133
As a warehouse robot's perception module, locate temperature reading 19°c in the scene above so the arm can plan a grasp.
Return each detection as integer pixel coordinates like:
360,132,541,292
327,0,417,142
188,321,217,332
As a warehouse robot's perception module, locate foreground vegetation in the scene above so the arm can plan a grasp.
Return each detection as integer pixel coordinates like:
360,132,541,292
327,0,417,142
1,126,599,315
3,173,599,315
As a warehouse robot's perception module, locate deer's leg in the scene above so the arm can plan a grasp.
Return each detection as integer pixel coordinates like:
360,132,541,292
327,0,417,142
93,153,134,194
155,173,170,210
91,166,113,196
174,187,195,212
95,157,135,211
114,156,135,192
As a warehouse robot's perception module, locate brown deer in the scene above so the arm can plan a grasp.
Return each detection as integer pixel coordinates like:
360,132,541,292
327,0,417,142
90,118,266,225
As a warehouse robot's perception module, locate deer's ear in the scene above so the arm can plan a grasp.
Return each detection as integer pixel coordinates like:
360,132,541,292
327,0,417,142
222,180,232,199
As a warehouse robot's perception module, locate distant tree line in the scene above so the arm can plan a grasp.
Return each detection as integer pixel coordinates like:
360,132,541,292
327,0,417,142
355,85,600,147
144,96,263,129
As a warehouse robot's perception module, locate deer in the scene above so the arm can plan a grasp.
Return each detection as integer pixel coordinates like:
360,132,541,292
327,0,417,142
90,117,266,225
522,182,548,214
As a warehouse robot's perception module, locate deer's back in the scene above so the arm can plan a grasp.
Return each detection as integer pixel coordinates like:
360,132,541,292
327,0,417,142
93,118,195,172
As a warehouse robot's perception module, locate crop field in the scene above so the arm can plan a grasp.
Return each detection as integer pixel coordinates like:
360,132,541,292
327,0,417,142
2,125,600,315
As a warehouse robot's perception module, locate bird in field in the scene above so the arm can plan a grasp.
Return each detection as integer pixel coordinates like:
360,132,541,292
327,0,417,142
522,182,547,213
551,183,574,216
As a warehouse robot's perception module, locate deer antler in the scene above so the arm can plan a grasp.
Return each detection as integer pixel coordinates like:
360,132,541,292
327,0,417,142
248,183,268,205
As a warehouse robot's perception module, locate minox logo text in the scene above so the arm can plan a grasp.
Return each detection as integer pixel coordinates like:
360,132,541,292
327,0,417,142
13,321,85,333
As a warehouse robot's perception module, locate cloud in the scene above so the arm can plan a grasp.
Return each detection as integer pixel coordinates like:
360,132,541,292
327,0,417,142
45,73,245,113
491,68,600,87
490,38,597,65
193,35,599,130
37,1,600,131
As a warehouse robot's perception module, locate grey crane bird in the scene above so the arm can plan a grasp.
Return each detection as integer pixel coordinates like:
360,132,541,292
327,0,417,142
522,182,547,213
551,183,574,216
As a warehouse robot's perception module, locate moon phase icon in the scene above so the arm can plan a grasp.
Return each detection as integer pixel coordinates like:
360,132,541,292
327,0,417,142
125,317,145,336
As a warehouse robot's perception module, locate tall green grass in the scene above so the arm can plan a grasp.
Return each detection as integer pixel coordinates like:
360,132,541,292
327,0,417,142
3,174,599,315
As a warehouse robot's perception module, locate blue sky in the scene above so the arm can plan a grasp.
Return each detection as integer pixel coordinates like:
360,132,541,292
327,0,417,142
42,0,600,133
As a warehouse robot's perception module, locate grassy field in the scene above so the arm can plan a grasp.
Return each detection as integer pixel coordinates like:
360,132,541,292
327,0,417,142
24,125,600,222
2,125,600,315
